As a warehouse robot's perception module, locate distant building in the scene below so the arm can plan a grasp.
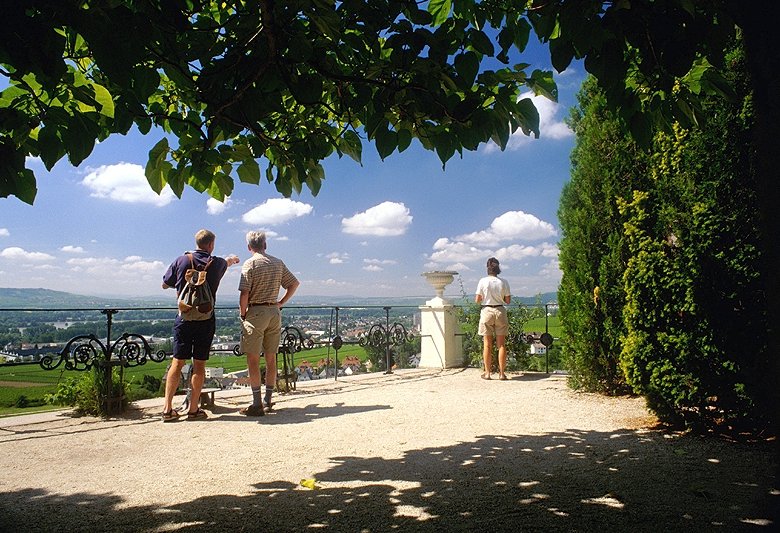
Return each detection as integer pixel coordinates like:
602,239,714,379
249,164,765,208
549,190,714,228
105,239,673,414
205,367,223,379
529,342,547,355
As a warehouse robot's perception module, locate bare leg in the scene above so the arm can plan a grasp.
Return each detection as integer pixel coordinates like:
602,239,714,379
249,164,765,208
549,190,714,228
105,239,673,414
163,358,186,413
188,359,206,413
482,336,493,378
497,334,507,379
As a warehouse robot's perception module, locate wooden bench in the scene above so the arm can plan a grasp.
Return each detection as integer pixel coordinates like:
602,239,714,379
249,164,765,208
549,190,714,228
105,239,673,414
196,387,220,409
178,386,221,411
162,363,224,411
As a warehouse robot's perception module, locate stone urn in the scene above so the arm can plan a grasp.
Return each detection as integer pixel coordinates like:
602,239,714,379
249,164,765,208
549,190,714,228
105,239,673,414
422,270,458,300
419,271,463,368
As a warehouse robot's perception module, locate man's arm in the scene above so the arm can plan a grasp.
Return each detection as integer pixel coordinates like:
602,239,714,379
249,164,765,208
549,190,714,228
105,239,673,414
239,289,250,320
278,279,300,307
162,260,177,290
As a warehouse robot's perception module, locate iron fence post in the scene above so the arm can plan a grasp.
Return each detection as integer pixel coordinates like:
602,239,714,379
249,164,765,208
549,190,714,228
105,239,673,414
384,306,393,374
334,306,340,381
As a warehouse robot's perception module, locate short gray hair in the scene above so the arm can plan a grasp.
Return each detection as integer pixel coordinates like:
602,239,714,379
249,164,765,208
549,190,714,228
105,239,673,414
246,231,267,252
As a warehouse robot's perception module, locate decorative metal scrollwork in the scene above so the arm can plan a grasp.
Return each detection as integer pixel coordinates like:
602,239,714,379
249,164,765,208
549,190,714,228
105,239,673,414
39,331,157,371
40,334,106,371
359,322,413,348
113,333,163,366
279,326,315,355
275,326,315,393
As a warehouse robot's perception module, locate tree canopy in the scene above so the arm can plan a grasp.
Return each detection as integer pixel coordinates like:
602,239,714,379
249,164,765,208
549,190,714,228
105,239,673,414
1,0,735,205
2,0,557,204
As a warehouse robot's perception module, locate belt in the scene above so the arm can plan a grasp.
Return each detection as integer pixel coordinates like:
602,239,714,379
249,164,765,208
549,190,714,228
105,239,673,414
482,304,504,308
248,302,277,307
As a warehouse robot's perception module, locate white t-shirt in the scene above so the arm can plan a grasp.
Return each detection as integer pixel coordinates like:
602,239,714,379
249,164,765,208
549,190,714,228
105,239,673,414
475,275,511,306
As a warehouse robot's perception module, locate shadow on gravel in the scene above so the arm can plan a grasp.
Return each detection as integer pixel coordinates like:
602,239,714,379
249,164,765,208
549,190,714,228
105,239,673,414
2,428,777,532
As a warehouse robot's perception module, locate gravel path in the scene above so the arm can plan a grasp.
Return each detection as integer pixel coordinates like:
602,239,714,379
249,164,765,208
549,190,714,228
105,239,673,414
0,368,777,532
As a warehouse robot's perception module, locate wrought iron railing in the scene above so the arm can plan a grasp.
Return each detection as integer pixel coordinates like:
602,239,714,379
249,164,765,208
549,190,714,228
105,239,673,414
0,304,423,413
0,302,559,413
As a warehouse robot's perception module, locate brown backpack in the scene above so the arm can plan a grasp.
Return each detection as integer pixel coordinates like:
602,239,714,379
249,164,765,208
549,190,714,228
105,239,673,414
177,253,214,320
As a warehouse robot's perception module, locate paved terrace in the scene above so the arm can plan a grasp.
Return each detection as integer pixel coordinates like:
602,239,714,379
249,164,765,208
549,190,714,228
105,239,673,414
0,368,777,532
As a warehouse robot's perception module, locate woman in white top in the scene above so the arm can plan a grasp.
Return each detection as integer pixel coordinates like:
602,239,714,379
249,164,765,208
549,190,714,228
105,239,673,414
475,257,512,380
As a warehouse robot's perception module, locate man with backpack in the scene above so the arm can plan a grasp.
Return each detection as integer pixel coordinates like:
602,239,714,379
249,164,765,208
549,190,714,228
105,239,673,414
161,229,239,421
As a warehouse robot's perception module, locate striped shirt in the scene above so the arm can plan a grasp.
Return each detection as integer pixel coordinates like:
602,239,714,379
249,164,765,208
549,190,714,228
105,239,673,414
238,252,298,303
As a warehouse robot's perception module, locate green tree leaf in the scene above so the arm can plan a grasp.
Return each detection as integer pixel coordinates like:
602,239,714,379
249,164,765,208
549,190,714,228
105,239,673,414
375,126,398,160
428,0,452,26
145,138,170,194
454,51,479,87
237,159,261,185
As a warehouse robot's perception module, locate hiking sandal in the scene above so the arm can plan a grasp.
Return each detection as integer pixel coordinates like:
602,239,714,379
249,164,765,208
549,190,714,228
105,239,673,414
186,408,207,420
161,410,181,422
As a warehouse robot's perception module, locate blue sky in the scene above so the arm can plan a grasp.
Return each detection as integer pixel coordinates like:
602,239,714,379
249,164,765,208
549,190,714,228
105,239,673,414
0,59,584,301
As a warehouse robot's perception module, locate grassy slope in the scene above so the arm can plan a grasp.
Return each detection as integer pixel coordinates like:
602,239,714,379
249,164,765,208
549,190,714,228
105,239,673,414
0,344,367,416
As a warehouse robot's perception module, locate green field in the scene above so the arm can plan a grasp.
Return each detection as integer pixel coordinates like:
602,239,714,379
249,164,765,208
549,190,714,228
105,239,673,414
0,344,367,417
523,315,561,337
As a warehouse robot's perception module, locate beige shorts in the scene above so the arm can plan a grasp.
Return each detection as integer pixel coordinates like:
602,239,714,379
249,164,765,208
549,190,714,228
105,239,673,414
478,306,508,337
240,306,281,355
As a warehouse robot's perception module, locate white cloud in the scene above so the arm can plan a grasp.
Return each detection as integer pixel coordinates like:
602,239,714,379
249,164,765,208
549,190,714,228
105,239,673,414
207,196,232,215
60,245,85,254
0,228,9,237
66,256,165,279
362,258,398,272
33,264,59,271
364,258,397,266
539,242,560,258
538,258,562,279
0,247,55,261
428,238,489,265
325,252,349,265
484,93,572,152
425,211,560,282
242,198,313,226
342,201,412,236
448,262,471,272
318,278,350,290
456,211,557,246
494,242,559,262
81,162,176,206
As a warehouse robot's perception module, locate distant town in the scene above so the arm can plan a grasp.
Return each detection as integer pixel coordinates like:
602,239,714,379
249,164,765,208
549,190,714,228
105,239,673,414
0,287,557,365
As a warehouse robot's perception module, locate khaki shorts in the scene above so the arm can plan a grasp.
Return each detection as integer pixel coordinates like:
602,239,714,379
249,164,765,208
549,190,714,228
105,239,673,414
240,306,281,355
478,306,508,337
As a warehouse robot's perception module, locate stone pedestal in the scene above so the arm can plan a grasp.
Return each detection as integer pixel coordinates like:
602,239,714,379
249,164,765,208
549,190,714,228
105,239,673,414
418,299,463,368
418,271,463,369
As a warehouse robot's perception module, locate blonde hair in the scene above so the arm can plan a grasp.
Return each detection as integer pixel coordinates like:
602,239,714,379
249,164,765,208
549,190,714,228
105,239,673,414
195,229,215,249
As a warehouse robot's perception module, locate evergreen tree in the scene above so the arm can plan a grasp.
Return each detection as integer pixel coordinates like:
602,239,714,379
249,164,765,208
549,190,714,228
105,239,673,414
558,77,649,393
620,43,770,431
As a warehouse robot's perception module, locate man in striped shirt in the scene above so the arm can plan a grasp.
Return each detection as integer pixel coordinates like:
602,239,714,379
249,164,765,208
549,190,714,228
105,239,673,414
238,231,300,416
